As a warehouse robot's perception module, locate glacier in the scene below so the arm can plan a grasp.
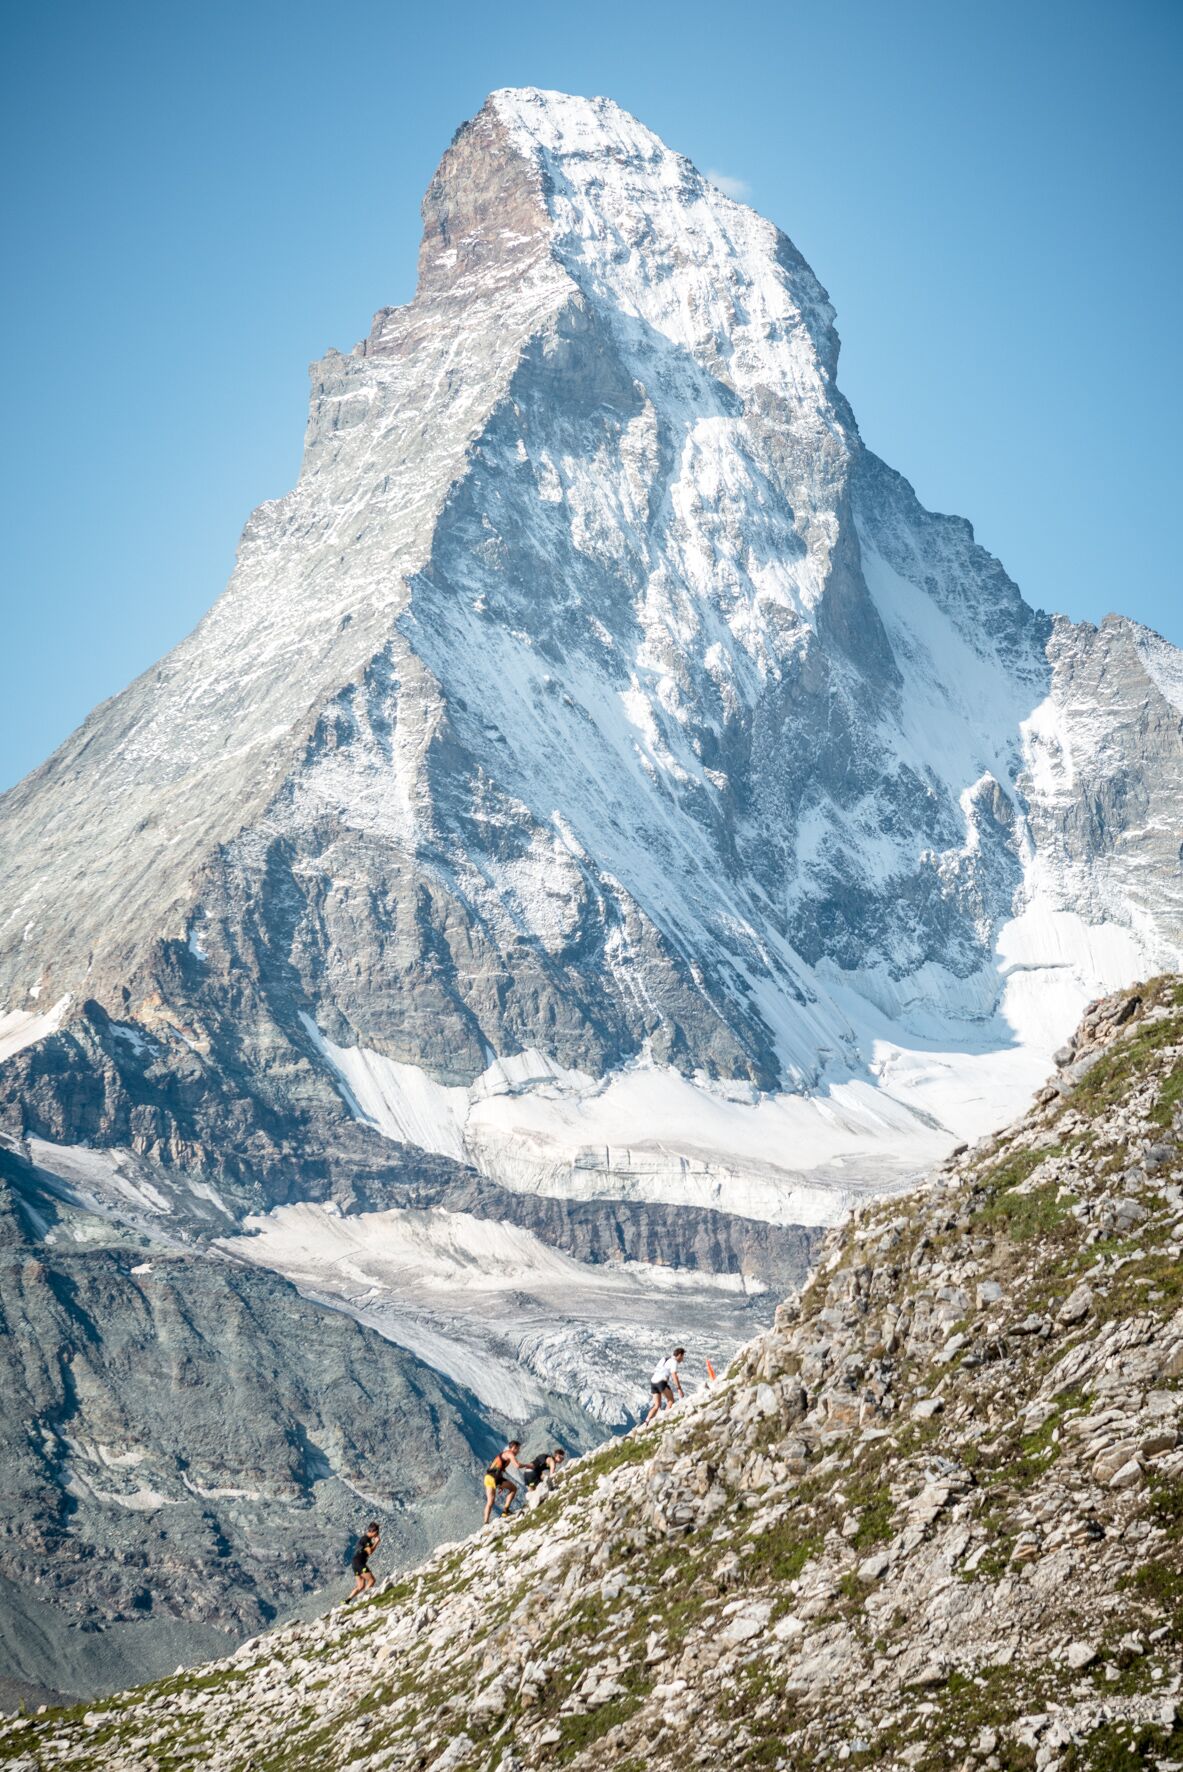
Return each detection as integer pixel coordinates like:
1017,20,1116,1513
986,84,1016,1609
219,1200,763,1425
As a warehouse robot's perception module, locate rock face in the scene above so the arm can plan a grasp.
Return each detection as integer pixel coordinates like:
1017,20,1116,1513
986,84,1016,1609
0,1125,790,1699
0,1145,610,1703
11,977,1183,1767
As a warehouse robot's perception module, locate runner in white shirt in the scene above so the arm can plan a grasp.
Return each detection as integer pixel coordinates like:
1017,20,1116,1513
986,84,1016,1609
645,1347,686,1422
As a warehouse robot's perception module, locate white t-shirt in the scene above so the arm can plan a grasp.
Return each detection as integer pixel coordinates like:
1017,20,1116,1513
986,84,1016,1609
651,1355,680,1386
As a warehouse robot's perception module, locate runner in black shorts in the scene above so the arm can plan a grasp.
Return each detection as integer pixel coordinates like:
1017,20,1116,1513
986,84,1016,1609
645,1348,686,1422
522,1447,566,1492
346,1521,380,1601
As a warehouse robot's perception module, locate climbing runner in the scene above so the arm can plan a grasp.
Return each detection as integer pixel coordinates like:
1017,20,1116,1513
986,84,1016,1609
645,1347,686,1421
522,1447,566,1492
346,1520,380,1601
483,1440,525,1524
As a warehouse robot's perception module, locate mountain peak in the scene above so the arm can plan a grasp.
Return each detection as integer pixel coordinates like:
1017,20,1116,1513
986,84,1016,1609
1,86,1181,1224
469,84,840,379
2,89,1183,1702
486,85,666,153
482,85,708,197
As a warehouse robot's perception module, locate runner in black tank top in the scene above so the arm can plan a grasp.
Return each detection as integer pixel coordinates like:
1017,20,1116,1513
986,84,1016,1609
522,1448,566,1490
346,1521,380,1602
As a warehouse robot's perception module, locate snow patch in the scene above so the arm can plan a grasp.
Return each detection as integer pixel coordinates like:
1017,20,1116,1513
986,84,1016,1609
0,995,70,1063
1133,623,1183,713
299,1012,470,1160
996,904,1149,1052
182,1477,266,1502
61,1466,178,1512
302,881,1163,1227
27,1139,174,1217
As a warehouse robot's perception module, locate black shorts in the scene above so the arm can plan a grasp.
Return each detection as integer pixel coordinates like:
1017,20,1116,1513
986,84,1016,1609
651,1381,674,1398
352,1553,370,1576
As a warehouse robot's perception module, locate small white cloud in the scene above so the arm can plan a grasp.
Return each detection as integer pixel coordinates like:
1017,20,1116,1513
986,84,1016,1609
706,169,751,201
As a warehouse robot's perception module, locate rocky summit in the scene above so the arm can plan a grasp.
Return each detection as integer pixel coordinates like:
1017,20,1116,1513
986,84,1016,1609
7,977,1183,1770
1,86,1182,1700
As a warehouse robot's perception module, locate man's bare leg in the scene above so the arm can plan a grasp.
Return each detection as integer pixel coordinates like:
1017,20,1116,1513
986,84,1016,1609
483,1485,496,1526
500,1481,517,1516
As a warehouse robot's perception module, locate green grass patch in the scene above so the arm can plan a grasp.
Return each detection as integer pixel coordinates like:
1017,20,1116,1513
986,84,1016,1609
975,1180,1078,1245
716,1664,797,1737
1095,1252,1183,1323
1151,1055,1183,1131
980,1390,1086,1490
852,1661,1049,1771
587,1431,653,1474
555,1431,653,1511
1149,1471,1183,1540
974,1145,1061,1199
370,1587,416,1616
1067,1008,1183,1122
742,1516,822,1587
849,1481,895,1549
557,1690,646,1761
1063,1716,1183,1771
1123,1559,1183,1636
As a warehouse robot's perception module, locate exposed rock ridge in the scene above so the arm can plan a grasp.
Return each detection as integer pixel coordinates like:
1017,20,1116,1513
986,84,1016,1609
0,101,570,1002
11,976,1183,1767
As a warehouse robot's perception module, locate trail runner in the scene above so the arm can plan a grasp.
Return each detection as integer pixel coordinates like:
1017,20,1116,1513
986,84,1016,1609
645,1347,686,1421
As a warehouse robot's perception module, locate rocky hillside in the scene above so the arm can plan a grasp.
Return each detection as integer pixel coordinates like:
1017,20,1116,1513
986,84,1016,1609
0,1026,799,1702
7,978,1182,1770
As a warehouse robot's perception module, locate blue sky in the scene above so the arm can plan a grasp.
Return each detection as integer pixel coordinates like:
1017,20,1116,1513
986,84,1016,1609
1,0,1179,792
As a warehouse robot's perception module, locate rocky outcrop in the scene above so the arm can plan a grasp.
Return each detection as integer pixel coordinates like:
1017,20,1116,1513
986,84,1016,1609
432,1178,821,1288
0,1009,818,1288
11,976,1183,1767
0,1100,800,1700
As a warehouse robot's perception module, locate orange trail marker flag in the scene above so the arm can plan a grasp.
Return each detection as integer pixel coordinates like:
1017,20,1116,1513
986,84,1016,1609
705,1359,717,1382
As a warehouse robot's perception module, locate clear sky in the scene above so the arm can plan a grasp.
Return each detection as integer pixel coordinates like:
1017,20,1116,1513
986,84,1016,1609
2,0,1179,792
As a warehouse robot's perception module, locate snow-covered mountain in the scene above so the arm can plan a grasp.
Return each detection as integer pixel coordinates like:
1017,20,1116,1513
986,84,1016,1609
3,88,1179,1215
0,87,1181,1686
